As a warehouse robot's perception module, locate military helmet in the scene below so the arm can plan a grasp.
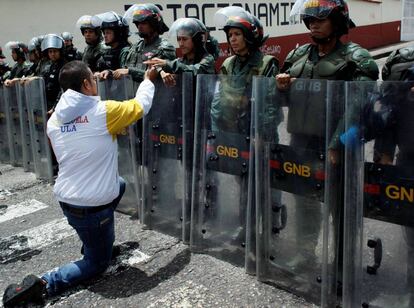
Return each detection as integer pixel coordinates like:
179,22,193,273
92,11,130,43
28,36,43,52
93,11,129,31
169,18,206,40
61,32,74,41
193,18,220,59
215,6,264,47
124,3,169,34
0,47,5,59
5,41,29,59
250,14,267,47
41,34,64,52
291,0,355,35
76,15,101,34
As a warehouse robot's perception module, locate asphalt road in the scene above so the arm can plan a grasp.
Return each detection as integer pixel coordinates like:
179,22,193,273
0,164,315,308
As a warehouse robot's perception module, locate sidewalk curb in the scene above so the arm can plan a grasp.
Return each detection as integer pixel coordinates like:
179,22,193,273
370,40,414,59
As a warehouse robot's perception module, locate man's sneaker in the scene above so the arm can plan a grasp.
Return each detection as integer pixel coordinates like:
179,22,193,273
2,274,47,307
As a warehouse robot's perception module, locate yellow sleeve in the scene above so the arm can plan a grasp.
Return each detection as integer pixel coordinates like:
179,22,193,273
105,99,144,135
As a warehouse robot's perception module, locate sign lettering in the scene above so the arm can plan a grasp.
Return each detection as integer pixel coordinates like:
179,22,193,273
283,161,311,177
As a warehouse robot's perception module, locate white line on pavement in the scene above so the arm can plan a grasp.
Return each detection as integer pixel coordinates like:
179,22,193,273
0,218,75,263
0,199,48,224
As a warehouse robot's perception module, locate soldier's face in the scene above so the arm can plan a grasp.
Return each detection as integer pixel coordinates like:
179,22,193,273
29,51,38,63
308,18,334,40
64,39,72,47
228,28,248,56
103,29,115,45
136,21,155,39
83,29,98,44
48,48,61,62
11,50,18,61
177,35,194,57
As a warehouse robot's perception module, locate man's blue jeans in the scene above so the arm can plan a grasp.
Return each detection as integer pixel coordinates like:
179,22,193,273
42,178,126,295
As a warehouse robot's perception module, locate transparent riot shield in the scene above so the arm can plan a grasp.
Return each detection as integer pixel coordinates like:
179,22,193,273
18,82,34,172
343,81,414,308
25,78,53,181
190,74,256,267
0,86,10,163
141,73,193,243
182,73,196,244
254,77,345,306
97,76,140,216
4,83,24,167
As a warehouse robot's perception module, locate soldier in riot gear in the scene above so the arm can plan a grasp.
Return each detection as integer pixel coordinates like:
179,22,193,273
144,17,215,86
76,15,106,72
204,7,281,249
27,37,42,76
279,0,377,84
40,34,66,112
382,45,414,81
26,36,51,77
211,6,279,133
193,18,220,61
275,0,378,272
61,32,82,62
0,47,5,60
373,64,414,307
139,18,215,238
3,42,30,84
94,12,131,72
0,61,11,84
33,36,51,77
0,47,10,83
110,3,175,82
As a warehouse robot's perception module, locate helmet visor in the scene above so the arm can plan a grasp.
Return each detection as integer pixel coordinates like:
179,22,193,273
76,15,100,29
290,0,337,22
214,6,251,29
41,34,64,51
169,18,203,38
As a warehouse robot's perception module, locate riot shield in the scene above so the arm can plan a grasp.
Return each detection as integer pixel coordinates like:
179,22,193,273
190,74,257,267
141,73,193,242
343,81,414,307
97,76,140,216
253,77,345,306
18,82,34,172
4,83,24,167
0,86,10,163
25,78,53,181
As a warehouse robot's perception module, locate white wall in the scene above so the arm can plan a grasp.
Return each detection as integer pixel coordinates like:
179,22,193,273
0,0,402,63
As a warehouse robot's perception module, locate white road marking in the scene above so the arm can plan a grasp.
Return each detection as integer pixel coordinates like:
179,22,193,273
0,218,75,263
0,199,48,223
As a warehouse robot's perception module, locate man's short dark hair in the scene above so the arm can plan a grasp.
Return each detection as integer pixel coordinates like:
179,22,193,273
59,60,91,92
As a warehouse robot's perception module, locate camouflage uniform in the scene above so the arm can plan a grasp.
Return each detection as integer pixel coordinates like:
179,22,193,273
211,50,279,134
382,46,414,81
64,45,82,63
7,62,31,79
120,37,175,82
282,41,378,147
82,42,107,73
